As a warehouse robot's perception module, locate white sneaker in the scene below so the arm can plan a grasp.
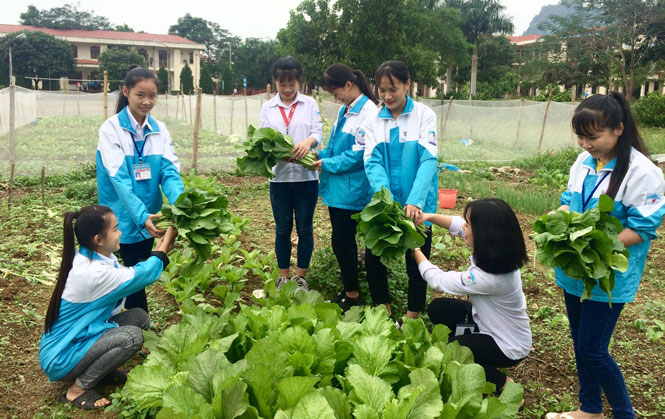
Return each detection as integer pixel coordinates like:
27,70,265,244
291,275,309,292
275,276,289,290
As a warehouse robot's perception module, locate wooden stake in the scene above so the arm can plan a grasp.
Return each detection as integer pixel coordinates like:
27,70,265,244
441,96,453,145
244,87,248,135
230,93,235,135
188,92,193,125
62,78,67,116
514,98,525,146
8,163,15,212
41,166,45,206
213,91,218,133
76,84,81,116
537,89,554,153
192,88,202,170
103,71,108,120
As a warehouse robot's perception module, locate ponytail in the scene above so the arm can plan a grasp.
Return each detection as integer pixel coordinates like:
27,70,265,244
572,92,652,199
115,65,158,114
44,206,113,333
322,63,378,104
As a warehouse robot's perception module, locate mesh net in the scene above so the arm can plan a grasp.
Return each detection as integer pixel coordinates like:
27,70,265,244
0,88,578,177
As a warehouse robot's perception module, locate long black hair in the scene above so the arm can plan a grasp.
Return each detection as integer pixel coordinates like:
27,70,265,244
271,56,303,83
572,92,651,199
322,63,378,104
115,65,158,114
463,198,528,274
44,206,113,333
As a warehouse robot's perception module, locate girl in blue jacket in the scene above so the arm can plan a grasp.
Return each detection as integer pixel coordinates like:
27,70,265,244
97,66,184,313
312,63,378,312
546,92,665,419
40,205,176,410
363,60,438,321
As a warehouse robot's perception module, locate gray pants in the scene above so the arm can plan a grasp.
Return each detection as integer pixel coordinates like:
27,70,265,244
61,308,149,389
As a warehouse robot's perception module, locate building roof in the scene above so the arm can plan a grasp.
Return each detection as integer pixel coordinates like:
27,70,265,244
0,24,202,47
507,34,542,45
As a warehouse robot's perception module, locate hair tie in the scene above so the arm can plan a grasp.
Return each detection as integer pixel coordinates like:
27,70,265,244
73,211,80,220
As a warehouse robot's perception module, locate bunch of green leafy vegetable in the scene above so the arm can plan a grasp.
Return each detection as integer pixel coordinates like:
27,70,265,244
532,194,630,303
236,124,316,178
113,283,524,418
155,174,235,275
352,187,428,269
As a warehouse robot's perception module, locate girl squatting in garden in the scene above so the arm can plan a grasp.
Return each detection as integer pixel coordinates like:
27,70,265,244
96,66,184,313
363,60,438,320
39,206,176,410
312,63,378,311
545,92,665,419
260,56,323,292
412,198,532,397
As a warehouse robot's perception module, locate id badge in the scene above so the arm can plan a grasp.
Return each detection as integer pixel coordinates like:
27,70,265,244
133,164,152,181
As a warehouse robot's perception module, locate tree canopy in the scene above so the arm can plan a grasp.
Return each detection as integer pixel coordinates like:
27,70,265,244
169,14,240,61
98,48,147,91
19,4,114,31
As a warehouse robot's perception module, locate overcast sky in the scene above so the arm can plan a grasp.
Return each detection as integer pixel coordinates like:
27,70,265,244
4,0,560,39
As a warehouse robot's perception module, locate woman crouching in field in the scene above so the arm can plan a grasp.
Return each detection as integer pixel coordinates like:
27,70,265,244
39,205,176,409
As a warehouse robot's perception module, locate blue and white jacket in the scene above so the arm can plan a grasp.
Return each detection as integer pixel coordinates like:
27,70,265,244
39,248,166,382
363,96,438,219
97,107,184,244
557,149,665,303
319,95,377,210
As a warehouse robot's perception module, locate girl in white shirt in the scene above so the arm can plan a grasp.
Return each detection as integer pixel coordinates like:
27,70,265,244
412,198,531,394
259,56,323,292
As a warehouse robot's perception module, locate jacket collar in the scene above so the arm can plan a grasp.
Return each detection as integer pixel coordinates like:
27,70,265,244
378,95,414,120
582,153,617,172
79,246,119,267
118,106,159,137
346,95,369,115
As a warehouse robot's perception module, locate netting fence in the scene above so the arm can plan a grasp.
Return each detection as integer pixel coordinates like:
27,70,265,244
1,87,577,177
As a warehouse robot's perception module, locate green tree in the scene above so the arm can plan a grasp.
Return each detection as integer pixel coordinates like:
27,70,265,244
98,48,147,91
200,65,214,94
19,4,114,30
169,14,240,62
115,23,134,32
542,0,665,101
445,0,514,95
0,31,76,90
233,38,279,89
156,66,169,94
180,63,194,94
454,35,515,86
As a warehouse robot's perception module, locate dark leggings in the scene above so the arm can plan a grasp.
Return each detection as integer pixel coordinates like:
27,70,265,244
365,228,432,313
329,207,363,292
118,238,154,312
428,297,524,391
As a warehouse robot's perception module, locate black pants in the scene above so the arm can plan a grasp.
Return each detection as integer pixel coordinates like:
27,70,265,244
365,228,432,313
428,297,524,391
329,207,363,293
118,238,154,312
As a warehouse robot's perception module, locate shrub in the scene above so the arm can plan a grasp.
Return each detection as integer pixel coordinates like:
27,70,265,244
156,67,168,94
633,92,665,127
180,63,194,94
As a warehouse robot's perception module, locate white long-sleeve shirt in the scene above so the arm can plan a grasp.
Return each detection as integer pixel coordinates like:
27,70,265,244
259,92,323,183
418,216,532,360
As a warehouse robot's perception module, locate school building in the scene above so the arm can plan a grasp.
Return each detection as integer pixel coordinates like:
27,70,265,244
0,24,204,92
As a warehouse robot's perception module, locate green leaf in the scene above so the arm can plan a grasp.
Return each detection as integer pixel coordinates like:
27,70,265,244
123,364,176,410
276,376,320,410
598,194,614,212
347,364,393,413
162,385,210,418
292,391,337,419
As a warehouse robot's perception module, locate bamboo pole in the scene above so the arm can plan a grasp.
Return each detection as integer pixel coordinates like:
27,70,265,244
41,167,45,206
62,78,67,116
175,89,180,119
180,85,187,123
514,98,525,146
441,96,453,145
469,95,473,140
192,88,202,170
8,47,15,211
103,71,108,120
8,163,14,212
165,92,169,118
244,87,248,134
213,91,217,133
76,84,80,116
537,89,554,153
188,92,193,125
230,93,235,135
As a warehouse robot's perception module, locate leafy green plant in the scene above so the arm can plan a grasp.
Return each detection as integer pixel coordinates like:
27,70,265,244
352,187,427,269
236,125,316,178
532,194,629,303
633,92,665,128
113,284,524,418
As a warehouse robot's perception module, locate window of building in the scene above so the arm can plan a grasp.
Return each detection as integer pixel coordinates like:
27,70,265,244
149,57,154,67
72,45,78,58
138,48,148,63
159,50,168,68
189,51,194,64
90,46,100,59
90,71,99,80
655,82,660,92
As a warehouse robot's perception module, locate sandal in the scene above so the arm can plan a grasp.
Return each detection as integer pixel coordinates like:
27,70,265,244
98,368,128,386
60,389,109,410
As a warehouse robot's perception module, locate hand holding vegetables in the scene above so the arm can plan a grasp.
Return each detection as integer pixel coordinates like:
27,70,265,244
532,194,629,304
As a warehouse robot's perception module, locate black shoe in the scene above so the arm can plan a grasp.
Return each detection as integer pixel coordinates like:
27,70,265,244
332,291,361,312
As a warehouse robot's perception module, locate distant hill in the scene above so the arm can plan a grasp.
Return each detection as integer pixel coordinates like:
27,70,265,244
523,3,575,36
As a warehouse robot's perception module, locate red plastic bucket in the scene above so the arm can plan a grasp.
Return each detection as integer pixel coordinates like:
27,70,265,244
438,189,458,209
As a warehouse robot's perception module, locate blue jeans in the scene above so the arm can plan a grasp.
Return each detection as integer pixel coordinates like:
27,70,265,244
269,180,318,270
564,292,634,418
